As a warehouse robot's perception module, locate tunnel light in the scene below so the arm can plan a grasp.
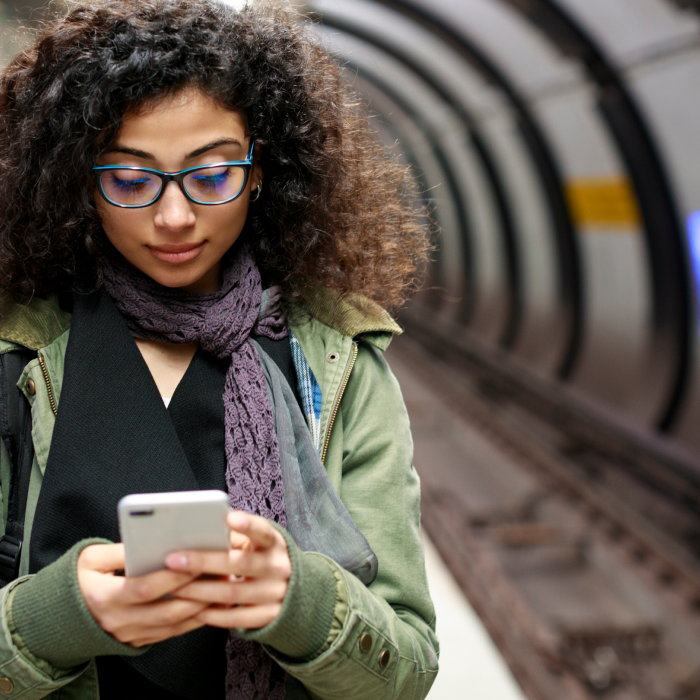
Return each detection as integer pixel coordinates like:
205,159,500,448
686,211,700,308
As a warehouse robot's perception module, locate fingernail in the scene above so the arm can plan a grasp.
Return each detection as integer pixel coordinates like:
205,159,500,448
166,553,188,569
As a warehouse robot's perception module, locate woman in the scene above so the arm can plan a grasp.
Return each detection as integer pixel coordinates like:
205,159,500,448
0,1,438,698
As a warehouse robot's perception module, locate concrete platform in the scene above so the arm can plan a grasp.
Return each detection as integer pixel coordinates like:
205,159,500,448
423,532,527,700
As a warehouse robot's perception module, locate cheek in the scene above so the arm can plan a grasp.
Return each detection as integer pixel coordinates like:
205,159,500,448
208,200,251,248
97,199,146,251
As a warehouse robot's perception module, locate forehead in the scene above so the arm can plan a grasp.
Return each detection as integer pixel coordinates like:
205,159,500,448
116,91,248,157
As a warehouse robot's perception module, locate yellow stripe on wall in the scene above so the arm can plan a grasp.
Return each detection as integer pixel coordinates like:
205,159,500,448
565,176,641,229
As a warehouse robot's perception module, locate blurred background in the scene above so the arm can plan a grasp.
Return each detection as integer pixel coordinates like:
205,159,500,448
5,0,700,697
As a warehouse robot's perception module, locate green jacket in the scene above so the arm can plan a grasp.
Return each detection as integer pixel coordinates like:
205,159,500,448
0,290,438,699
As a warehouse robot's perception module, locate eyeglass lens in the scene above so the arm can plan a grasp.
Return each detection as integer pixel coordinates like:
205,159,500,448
99,165,247,206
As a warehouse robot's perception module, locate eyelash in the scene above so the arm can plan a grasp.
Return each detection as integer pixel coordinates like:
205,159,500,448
111,175,151,192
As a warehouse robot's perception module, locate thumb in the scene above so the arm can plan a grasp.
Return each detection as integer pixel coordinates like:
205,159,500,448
78,543,126,574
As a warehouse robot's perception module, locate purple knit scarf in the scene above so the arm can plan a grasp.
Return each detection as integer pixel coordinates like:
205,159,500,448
102,244,288,700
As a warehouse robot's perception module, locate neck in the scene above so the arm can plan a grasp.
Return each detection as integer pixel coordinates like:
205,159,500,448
178,261,222,294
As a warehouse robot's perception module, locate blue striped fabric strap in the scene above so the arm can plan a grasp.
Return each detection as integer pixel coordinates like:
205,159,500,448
289,331,322,454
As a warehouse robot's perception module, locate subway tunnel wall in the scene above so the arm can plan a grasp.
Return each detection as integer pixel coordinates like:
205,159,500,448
308,0,700,465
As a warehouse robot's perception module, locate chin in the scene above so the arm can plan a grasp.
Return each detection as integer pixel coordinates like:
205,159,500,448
143,266,205,290
160,274,205,290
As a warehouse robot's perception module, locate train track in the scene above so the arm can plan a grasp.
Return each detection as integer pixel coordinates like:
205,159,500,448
387,312,700,700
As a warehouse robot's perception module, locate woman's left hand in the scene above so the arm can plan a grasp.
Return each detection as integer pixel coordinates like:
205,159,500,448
166,511,291,629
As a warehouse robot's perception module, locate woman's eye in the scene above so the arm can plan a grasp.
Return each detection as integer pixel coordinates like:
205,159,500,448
110,173,151,192
191,169,230,190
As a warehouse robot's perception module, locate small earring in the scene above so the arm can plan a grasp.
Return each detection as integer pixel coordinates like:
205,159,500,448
250,180,263,202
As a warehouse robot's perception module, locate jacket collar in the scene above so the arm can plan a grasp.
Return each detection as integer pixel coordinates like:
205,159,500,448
0,295,71,351
289,284,402,352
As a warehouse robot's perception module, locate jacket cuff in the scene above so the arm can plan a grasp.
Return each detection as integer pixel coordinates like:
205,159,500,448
237,525,337,661
8,538,147,669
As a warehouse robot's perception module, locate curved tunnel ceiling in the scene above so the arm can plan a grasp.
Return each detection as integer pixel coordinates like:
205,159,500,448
308,0,699,448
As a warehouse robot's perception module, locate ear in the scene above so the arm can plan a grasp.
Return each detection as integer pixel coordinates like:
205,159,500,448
250,144,264,190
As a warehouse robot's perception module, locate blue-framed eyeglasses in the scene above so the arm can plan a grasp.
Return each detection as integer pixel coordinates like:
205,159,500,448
93,141,255,208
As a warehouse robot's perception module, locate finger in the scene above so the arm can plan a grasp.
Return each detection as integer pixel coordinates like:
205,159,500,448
99,599,207,644
228,512,277,550
79,568,198,625
166,550,231,576
196,603,282,630
128,616,207,648
78,544,126,574
229,529,250,550
120,569,200,604
79,569,130,616
166,548,287,580
174,578,287,606
115,598,207,631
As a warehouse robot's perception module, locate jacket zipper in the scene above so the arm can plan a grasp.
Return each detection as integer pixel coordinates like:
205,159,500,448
37,355,58,416
321,342,358,464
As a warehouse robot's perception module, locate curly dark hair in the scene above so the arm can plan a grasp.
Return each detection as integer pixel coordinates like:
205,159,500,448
0,0,429,310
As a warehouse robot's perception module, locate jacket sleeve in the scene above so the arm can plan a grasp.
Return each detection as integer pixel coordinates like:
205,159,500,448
242,341,439,699
0,576,89,699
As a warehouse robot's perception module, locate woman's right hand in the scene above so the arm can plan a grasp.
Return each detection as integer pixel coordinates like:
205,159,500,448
77,543,208,647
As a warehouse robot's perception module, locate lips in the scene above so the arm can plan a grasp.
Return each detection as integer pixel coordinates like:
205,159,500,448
148,242,205,264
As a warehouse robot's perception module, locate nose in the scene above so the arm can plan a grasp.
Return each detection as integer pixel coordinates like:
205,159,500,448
153,181,196,231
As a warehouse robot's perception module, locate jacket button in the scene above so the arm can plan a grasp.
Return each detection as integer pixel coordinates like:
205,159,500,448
358,633,372,653
0,677,14,694
378,649,390,668
26,378,36,396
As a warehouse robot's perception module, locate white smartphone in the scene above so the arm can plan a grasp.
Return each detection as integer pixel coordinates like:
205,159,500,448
117,490,230,577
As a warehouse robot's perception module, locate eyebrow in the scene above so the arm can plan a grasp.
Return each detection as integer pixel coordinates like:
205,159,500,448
104,138,244,161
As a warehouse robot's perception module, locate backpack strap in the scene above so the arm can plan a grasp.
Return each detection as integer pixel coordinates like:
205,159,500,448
0,350,37,584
